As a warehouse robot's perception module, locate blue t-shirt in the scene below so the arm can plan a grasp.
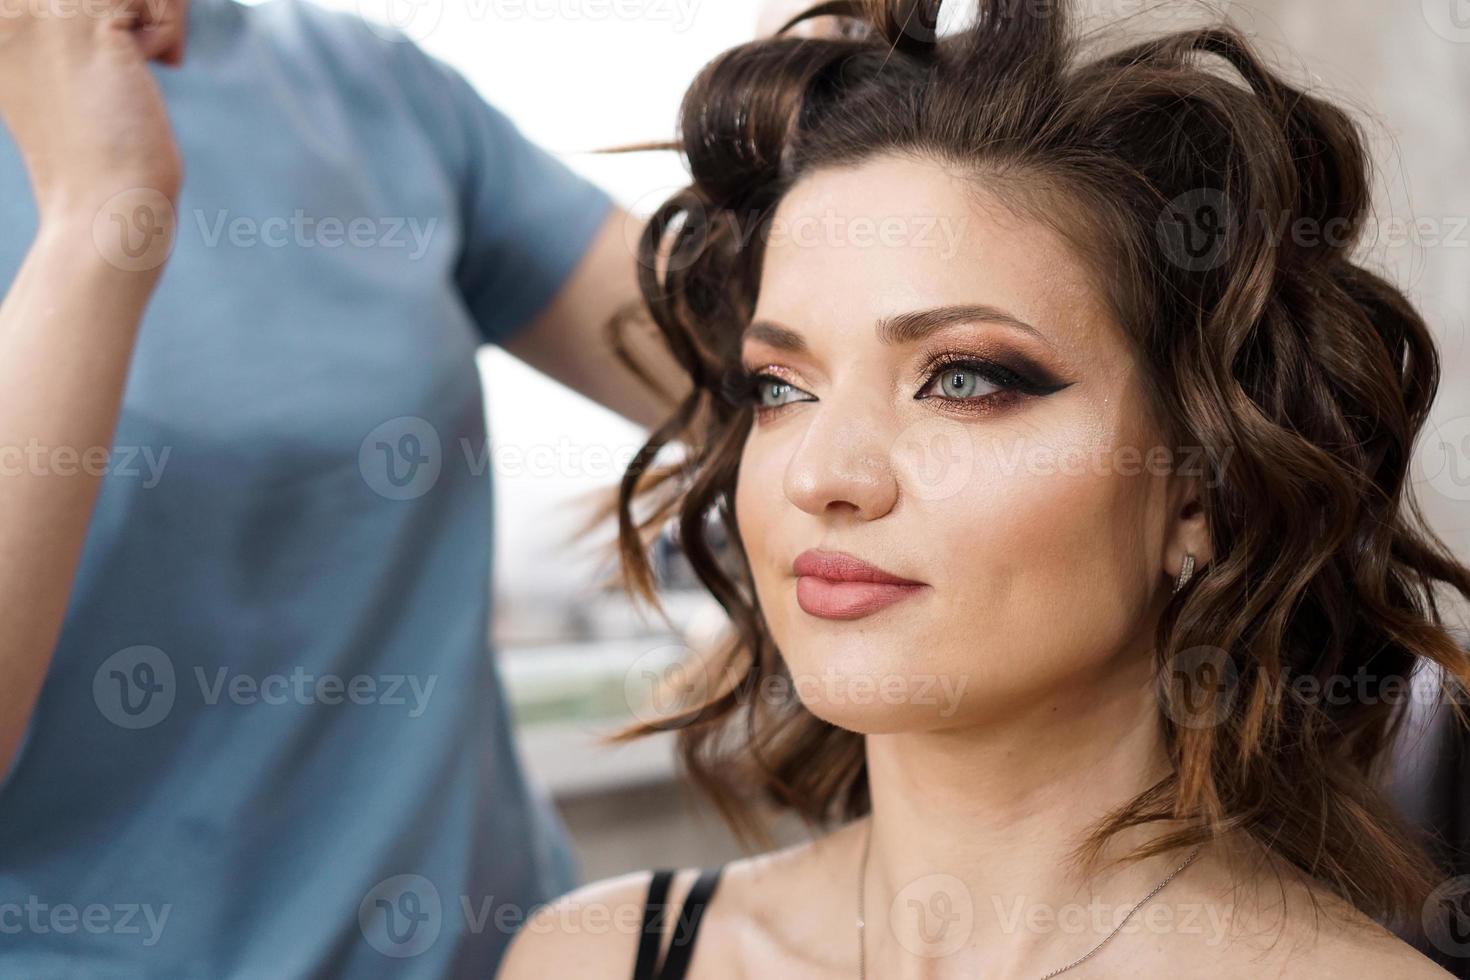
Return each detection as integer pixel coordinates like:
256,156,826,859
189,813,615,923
0,0,612,976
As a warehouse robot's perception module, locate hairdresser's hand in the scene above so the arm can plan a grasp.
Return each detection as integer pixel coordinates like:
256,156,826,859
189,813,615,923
0,0,188,223
757,0,852,38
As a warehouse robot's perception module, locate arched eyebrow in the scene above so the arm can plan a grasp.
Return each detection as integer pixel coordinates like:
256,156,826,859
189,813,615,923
742,304,1052,353
878,304,1052,349
742,320,808,353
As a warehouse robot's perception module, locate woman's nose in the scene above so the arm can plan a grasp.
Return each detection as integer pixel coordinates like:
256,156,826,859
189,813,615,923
781,404,900,521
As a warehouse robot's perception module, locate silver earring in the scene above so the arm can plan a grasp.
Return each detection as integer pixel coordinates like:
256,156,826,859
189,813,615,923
1172,553,1197,595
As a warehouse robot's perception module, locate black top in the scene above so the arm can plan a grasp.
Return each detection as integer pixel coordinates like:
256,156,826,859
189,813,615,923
631,867,724,980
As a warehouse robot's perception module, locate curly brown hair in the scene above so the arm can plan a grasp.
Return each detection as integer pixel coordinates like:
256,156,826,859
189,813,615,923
603,0,1470,926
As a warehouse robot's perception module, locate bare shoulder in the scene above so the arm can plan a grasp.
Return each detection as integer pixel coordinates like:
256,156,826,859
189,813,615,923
495,831,837,980
495,868,687,980
682,822,866,972
1274,908,1453,980
1198,873,1454,980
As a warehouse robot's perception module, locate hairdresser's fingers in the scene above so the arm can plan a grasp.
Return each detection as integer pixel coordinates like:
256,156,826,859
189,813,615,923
0,0,185,218
115,0,191,64
756,0,853,38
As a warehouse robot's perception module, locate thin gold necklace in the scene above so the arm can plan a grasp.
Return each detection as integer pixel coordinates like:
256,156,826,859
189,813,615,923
855,820,1205,979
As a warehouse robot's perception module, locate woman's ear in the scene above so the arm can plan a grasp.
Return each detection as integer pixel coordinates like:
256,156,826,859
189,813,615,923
1164,476,1214,588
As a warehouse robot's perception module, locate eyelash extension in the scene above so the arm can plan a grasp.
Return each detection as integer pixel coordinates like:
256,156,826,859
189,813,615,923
724,354,1071,416
722,365,804,412
719,364,783,409
915,352,1071,400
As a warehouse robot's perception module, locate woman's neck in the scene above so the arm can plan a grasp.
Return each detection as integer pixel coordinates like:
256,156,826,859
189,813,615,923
859,652,1200,979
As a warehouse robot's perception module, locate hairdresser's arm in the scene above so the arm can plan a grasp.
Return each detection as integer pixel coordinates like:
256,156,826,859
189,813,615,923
500,3,848,431
0,0,186,776
501,208,689,431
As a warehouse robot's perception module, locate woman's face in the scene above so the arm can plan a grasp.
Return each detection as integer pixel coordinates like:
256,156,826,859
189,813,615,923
734,154,1189,733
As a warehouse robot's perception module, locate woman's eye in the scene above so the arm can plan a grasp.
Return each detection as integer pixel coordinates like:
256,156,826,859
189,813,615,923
924,365,1003,400
916,360,1020,402
738,371,814,412
734,358,1060,415
755,376,810,408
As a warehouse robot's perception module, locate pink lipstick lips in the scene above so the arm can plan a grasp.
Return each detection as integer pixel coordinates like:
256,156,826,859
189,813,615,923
792,549,927,620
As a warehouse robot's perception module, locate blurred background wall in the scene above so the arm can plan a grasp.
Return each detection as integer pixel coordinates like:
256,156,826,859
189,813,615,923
309,0,1470,879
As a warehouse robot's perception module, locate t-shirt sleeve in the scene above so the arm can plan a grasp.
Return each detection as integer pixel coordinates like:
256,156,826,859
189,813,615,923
389,40,615,346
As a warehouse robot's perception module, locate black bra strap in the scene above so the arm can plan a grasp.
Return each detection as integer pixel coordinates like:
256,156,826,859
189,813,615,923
632,870,675,980
656,867,722,980
631,867,724,980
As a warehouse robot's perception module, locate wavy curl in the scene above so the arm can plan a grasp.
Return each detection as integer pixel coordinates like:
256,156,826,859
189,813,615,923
603,0,1470,925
